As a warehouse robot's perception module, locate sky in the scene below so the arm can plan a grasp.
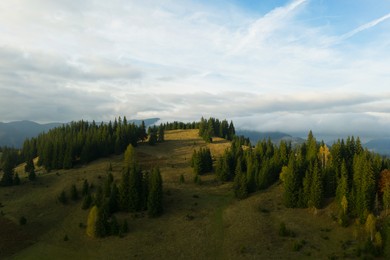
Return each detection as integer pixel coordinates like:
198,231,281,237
1,0,390,139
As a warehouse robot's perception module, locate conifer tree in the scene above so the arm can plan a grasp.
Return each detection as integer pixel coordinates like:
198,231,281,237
148,126,158,146
283,155,299,208
70,184,79,201
25,158,34,174
309,161,323,208
26,157,36,181
95,205,109,237
1,158,14,186
233,161,248,199
383,184,390,215
148,167,163,217
13,173,20,185
82,193,93,209
157,124,165,143
120,169,131,212
82,179,90,196
108,183,119,214
128,164,143,212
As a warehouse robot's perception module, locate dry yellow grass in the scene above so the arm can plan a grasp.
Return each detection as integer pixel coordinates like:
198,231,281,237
0,130,362,259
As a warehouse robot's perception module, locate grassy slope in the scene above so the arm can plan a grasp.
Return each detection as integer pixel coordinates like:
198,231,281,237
0,129,362,259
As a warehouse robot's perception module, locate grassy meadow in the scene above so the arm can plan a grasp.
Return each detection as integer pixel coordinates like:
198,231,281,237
0,129,366,259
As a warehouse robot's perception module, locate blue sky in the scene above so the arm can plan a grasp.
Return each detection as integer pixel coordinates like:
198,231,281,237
0,0,390,139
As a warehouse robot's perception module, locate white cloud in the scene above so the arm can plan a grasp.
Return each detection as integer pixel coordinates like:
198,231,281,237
0,0,389,139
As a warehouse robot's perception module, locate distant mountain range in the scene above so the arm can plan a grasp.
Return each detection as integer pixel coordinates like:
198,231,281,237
236,130,305,147
236,129,390,156
365,138,390,156
0,118,160,148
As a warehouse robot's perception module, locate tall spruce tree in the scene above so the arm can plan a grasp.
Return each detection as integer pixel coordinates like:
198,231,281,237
233,161,248,199
1,158,14,186
148,167,163,217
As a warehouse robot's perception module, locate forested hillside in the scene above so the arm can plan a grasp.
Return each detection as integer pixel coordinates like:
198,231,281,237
1,117,390,258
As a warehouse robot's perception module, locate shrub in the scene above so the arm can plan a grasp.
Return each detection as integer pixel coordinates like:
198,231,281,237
58,190,68,204
70,184,79,201
292,240,306,252
194,174,202,185
19,216,27,225
179,174,185,184
121,219,129,234
82,194,93,210
279,222,295,237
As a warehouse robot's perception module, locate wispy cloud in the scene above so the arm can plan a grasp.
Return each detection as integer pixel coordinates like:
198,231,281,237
231,0,307,54
333,12,390,43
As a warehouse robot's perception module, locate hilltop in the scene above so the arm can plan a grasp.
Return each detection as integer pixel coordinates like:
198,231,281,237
0,129,369,259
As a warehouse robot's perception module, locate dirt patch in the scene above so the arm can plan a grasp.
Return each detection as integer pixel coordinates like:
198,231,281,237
0,217,35,258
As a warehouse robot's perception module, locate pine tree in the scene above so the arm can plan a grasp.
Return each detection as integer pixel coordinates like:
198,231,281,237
148,167,163,217
336,161,348,204
108,183,119,214
1,158,14,186
120,169,131,212
310,161,323,209
58,190,68,204
28,170,36,181
128,164,143,212
157,124,165,143
94,186,104,207
383,184,390,215
70,184,79,201
109,215,120,236
82,179,90,196
104,173,113,198
82,193,93,209
12,173,20,185
233,162,248,199
95,204,109,237
25,158,34,173
302,169,312,207
283,156,299,208
148,126,158,146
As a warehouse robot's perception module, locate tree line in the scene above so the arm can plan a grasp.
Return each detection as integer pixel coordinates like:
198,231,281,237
21,117,148,171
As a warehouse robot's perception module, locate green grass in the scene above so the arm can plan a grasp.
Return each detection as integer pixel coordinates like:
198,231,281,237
0,129,367,259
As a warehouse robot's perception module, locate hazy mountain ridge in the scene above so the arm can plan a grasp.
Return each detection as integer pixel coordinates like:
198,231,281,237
237,129,390,156
236,129,305,146
0,118,160,148
0,121,62,148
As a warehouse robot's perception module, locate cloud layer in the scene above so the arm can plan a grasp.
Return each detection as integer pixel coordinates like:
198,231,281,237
0,0,390,138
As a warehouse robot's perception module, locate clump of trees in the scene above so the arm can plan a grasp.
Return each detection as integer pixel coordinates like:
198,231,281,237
86,144,163,238
198,117,235,143
216,136,286,197
147,124,165,146
0,147,24,186
279,132,386,224
191,147,213,175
